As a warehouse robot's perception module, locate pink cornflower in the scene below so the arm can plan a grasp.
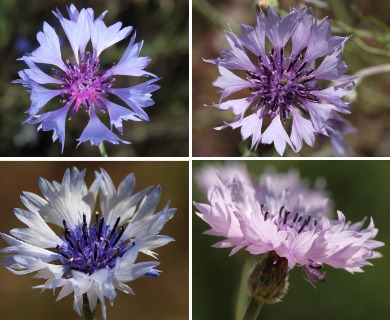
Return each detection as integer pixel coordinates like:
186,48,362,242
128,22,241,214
195,166,383,283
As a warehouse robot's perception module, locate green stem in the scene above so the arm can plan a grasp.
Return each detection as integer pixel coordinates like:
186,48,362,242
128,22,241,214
99,142,108,157
82,294,96,320
243,298,264,320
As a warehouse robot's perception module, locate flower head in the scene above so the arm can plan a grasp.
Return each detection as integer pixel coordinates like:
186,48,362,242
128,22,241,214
0,168,175,319
195,165,383,283
206,7,355,156
14,4,159,151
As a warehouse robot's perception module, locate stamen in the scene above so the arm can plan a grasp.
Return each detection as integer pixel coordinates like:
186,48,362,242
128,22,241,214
283,211,291,224
94,243,98,260
112,226,125,246
56,212,134,276
98,217,104,239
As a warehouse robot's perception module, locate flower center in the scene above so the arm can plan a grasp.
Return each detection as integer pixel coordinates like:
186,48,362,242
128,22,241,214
53,52,115,117
56,214,134,277
261,204,318,234
247,49,319,121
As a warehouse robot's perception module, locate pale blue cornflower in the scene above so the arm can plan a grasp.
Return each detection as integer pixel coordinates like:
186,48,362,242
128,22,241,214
14,4,159,151
0,168,175,319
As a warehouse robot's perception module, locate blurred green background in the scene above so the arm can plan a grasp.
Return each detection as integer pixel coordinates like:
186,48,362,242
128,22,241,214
0,161,189,319
193,160,390,319
192,0,390,156
0,0,188,156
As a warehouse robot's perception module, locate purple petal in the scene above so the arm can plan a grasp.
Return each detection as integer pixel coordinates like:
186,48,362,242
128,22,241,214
239,10,267,59
291,8,313,58
305,18,345,62
290,109,315,152
77,109,130,146
261,116,293,156
266,7,300,50
213,66,251,100
217,31,257,72
313,47,348,81
238,113,263,148
217,97,253,115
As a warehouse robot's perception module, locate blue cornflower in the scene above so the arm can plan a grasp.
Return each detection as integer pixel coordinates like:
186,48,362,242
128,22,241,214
0,168,175,319
14,4,159,151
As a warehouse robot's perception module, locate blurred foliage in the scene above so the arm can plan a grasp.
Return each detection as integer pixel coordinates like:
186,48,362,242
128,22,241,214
192,0,390,156
0,161,189,319
0,0,189,156
193,160,390,319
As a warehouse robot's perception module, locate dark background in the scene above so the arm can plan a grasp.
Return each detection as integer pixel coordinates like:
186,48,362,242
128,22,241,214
0,161,189,319
192,0,390,156
0,0,189,156
193,160,390,319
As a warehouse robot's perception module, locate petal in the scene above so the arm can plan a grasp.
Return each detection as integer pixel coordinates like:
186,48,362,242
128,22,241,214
305,17,345,62
108,78,160,121
53,7,92,63
239,9,267,58
266,7,300,50
312,47,348,81
290,108,315,152
37,168,95,228
261,116,293,156
111,33,155,77
90,18,132,57
30,22,66,70
29,101,73,152
17,56,62,85
217,31,257,71
291,8,313,58
100,97,142,134
213,66,251,100
77,109,130,146
23,79,63,117
10,208,63,248
216,97,253,115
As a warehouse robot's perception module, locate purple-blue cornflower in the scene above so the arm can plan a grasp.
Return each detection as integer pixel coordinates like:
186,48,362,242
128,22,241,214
14,4,159,151
0,168,175,319
206,7,355,156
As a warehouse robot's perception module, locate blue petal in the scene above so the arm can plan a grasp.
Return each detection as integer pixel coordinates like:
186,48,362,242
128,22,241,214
108,78,160,121
28,102,72,152
100,97,142,134
111,33,155,77
144,269,161,277
77,109,130,146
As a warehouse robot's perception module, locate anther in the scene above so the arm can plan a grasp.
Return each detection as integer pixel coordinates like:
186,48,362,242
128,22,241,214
108,217,121,239
283,211,291,224
112,226,125,246
98,217,104,239
76,240,83,255
94,243,98,260
296,61,308,75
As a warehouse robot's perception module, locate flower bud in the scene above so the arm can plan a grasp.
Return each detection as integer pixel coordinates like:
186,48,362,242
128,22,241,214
248,251,289,304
